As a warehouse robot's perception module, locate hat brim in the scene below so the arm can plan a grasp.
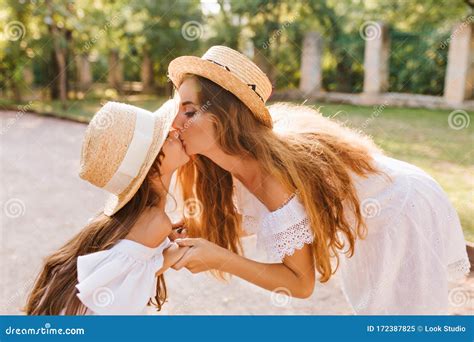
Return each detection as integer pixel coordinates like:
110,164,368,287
168,56,272,128
103,100,178,216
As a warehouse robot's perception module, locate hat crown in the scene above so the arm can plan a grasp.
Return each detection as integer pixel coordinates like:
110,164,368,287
201,45,272,103
168,46,274,127
79,102,148,189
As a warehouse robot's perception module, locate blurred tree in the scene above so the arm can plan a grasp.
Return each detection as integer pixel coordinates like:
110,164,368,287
0,0,471,100
44,0,73,107
0,0,33,101
230,0,301,87
206,0,241,50
128,0,202,94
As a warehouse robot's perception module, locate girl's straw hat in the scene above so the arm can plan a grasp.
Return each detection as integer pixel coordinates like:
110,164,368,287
168,45,273,128
79,100,178,216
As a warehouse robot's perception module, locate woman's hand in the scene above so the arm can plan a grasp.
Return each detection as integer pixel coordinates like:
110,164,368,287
172,238,229,273
175,238,316,298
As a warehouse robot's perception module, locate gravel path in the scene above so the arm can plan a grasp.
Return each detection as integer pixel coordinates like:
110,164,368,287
0,111,472,315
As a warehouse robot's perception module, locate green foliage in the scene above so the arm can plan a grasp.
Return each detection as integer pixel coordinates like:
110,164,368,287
0,0,470,97
388,29,449,95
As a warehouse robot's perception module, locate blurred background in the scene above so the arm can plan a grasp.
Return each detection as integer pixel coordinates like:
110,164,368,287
1,1,473,107
0,0,473,314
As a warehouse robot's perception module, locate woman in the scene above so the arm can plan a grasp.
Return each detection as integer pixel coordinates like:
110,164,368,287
25,101,190,314
167,46,470,314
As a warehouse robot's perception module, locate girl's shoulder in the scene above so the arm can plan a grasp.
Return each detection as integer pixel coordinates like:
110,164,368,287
75,238,171,315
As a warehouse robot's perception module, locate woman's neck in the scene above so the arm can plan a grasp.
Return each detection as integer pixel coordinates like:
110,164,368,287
201,147,293,212
202,147,263,192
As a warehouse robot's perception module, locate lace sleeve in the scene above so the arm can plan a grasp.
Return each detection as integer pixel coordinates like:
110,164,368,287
258,195,314,262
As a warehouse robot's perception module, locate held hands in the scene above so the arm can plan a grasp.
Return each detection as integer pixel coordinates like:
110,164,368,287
126,213,226,275
164,219,229,274
155,220,190,275
168,220,188,241
156,243,190,276
170,238,229,274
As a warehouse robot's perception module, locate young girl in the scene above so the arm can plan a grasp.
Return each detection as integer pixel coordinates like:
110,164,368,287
25,100,190,315
166,45,470,314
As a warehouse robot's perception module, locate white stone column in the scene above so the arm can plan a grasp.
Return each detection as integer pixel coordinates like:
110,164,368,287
444,21,474,105
363,22,390,96
76,54,92,91
299,32,323,94
108,49,123,94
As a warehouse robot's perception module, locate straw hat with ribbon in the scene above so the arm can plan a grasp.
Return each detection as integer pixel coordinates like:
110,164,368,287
79,100,178,216
168,45,273,128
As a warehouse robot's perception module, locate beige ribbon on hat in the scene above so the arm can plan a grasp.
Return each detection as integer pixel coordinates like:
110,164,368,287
103,110,155,195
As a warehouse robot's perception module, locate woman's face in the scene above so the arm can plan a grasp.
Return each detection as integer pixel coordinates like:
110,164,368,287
172,77,218,156
158,130,190,175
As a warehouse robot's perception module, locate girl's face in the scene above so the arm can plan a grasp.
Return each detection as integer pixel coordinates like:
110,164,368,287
172,77,218,156
158,130,190,175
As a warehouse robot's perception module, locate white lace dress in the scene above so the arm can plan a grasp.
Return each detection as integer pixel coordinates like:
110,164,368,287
74,238,172,315
232,153,470,314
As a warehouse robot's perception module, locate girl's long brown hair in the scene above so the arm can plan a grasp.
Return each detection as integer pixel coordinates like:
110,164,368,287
25,153,168,315
178,75,383,282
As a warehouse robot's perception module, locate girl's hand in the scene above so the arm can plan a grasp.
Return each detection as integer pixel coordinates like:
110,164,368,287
172,238,229,273
156,243,190,276
168,220,188,241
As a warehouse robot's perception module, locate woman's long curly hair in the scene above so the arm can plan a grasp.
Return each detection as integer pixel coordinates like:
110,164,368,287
25,152,168,314
178,75,383,282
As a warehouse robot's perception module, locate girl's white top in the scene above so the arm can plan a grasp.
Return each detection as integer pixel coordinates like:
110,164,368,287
75,238,172,315
230,153,470,314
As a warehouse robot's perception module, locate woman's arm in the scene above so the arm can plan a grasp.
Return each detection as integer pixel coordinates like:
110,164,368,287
173,238,315,298
221,244,315,298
